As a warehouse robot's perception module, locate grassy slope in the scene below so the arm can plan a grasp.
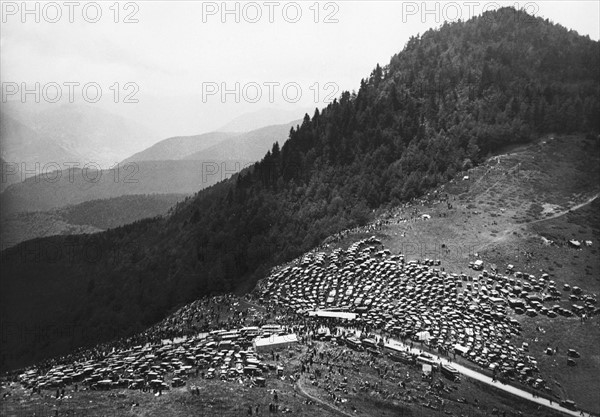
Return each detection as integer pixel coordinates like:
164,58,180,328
366,134,600,412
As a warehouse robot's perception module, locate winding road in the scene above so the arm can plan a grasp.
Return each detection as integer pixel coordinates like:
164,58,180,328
371,337,593,417
294,332,593,417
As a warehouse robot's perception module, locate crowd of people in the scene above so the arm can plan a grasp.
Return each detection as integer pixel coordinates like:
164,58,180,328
2,209,596,416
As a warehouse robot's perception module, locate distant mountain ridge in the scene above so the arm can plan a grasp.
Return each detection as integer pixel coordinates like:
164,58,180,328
0,112,80,172
1,193,188,249
0,161,216,215
122,132,236,163
184,120,301,162
1,103,157,169
1,120,297,215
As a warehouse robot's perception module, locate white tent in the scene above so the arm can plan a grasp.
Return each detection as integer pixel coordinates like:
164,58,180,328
253,334,298,352
308,311,357,320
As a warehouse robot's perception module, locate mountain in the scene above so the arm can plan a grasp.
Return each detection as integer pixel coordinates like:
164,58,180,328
33,104,156,167
124,120,300,163
1,8,598,371
0,110,89,193
1,121,297,215
216,107,311,133
1,157,22,193
1,100,55,127
0,212,103,251
184,120,301,162
1,103,157,169
122,132,236,163
0,112,81,191
0,161,220,216
58,194,188,230
0,194,188,249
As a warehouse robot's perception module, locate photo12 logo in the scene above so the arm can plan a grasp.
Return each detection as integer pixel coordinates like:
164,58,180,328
201,161,253,184
1,1,140,24
201,81,339,104
400,1,539,24
2,82,139,104
1,161,139,185
200,1,339,24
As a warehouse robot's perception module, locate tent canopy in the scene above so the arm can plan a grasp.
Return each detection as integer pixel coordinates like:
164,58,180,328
253,334,298,351
308,311,357,320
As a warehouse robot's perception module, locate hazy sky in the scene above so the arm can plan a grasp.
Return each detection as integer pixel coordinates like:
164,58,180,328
1,1,599,137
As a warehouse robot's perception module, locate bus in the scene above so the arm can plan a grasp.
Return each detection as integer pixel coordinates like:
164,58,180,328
383,343,405,356
416,353,438,368
261,324,283,334
440,364,460,381
240,327,261,340
240,326,259,334
220,330,240,342
361,338,378,349
383,343,414,364
345,337,364,351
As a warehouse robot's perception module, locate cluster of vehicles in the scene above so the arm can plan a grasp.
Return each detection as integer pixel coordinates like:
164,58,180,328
260,237,593,394
17,325,293,393
13,233,592,414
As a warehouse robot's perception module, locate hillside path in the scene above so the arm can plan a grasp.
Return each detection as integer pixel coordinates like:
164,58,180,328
474,192,599,254
526,193,599,226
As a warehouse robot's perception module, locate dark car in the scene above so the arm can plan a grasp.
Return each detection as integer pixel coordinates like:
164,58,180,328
560,400,577,410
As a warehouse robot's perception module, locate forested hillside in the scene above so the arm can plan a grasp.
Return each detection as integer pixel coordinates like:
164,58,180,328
59,194,187,230
0,194,188,249
1,161,228,215
1,8,598,371
184,120,302,162
1,121,298,215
